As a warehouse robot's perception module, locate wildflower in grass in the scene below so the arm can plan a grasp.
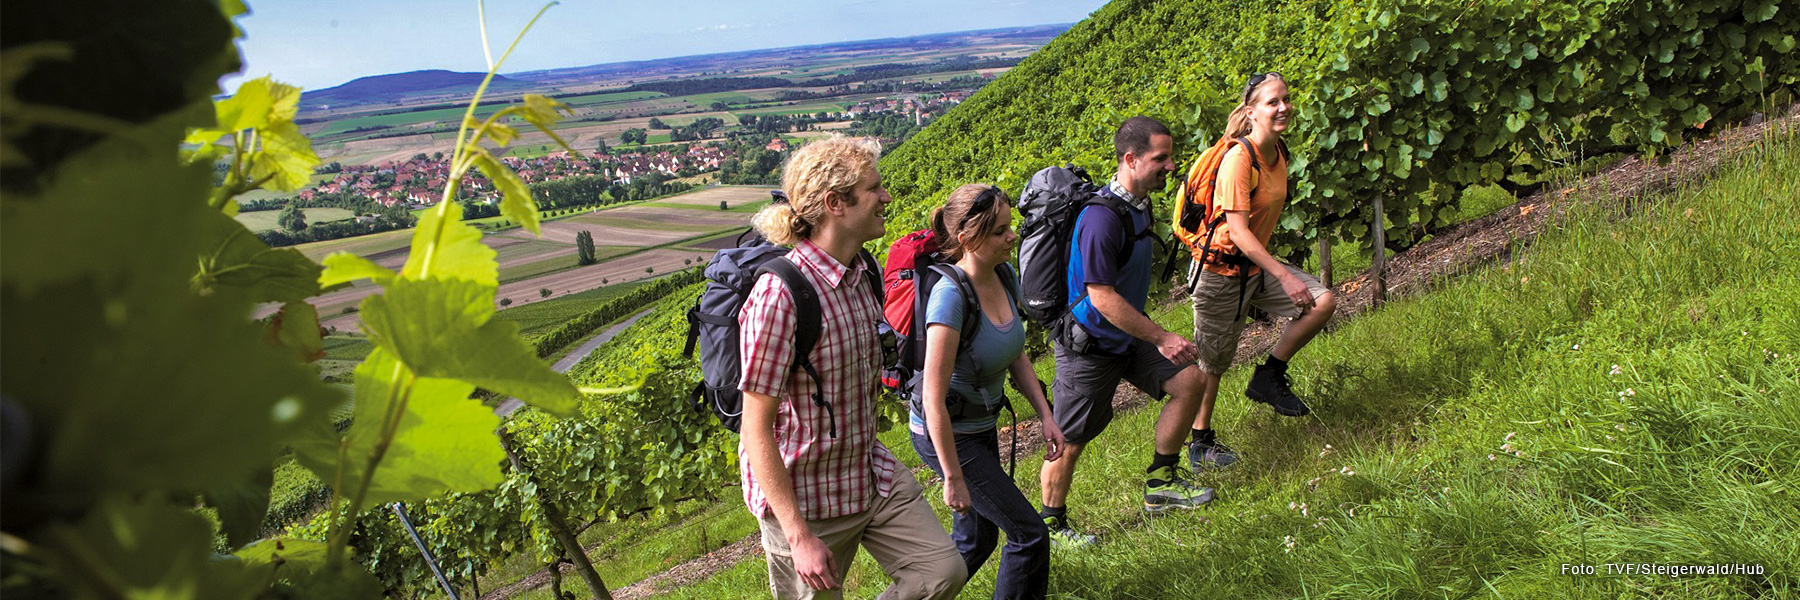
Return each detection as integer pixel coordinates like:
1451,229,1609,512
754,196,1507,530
1615,423,1627,431
1501,443,1515,453
1338,466,1355,476
1609,364,1623,375
1282,535,1296,553
1487,454,1497,461
1573,343,1581,350
1504,432,1517,441
1318,444,1334,458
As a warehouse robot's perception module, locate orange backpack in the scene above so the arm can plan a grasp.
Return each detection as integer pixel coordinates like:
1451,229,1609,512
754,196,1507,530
1169,136,1285,278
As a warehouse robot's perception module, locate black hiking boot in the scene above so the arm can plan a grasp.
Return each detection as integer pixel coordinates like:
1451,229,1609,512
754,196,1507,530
1246,361,1310,416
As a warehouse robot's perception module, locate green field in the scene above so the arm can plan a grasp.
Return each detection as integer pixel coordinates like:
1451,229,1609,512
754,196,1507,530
315,91,667,138
492,278,652,337
232,207,358,232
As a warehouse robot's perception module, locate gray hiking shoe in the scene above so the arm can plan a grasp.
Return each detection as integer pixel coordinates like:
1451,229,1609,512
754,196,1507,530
1188,437,1241,471
1144,465,1216,512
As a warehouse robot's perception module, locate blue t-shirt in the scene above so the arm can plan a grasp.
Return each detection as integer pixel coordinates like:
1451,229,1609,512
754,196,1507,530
1067,188,1154,354
908,270,1025,435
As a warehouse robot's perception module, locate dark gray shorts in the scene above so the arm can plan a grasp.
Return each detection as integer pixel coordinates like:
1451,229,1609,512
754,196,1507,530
1050,336,1188,445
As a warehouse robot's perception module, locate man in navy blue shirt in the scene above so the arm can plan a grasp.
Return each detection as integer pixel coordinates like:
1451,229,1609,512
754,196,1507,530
1038,116,1215,547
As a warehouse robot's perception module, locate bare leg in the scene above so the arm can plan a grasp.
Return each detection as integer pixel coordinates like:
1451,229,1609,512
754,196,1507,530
1040,441,1084,508
1189,368,1223,431
1272,291,1337,361
1156,366,1206,455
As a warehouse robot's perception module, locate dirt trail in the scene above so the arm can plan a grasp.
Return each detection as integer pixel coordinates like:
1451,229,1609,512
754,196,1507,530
484,111,1797,600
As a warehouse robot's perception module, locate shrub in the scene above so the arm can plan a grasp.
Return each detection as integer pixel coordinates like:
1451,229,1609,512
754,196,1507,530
539,288,551,298
499,298,512,307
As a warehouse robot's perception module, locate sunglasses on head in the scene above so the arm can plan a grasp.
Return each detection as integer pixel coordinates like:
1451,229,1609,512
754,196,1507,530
961,187,1000,229
1245,71,1283,96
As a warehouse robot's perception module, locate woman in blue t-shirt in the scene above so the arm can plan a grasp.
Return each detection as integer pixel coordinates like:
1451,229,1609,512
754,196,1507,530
910,183,1067,599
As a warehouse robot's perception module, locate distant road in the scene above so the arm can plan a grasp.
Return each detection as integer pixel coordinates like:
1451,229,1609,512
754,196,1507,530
494,306,656,417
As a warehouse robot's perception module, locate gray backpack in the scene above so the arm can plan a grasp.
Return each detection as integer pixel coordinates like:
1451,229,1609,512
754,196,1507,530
683,225,880,437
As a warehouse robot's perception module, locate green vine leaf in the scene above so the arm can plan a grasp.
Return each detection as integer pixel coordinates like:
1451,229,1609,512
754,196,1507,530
238,539,385,599
297,348,505,510
319,253,397,288
400,203,498,286
45,499,270,599
192,210,323,303
468,146,541,236
359,278,580,415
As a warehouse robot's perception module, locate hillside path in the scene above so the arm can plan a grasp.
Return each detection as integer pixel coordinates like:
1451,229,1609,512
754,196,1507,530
486,111,1797,599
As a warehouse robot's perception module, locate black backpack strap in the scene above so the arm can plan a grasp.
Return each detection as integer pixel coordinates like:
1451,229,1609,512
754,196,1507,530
757,258,836,438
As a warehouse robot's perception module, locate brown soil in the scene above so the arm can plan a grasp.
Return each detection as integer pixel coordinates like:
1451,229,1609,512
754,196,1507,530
483,110,1797,599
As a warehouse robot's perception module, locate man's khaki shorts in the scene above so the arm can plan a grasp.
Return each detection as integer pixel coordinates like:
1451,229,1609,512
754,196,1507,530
1189,262,1330,375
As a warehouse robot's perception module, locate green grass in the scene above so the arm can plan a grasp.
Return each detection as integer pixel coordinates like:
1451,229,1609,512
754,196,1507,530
232,207,358,232
493,279,652,337
659,132,1800,598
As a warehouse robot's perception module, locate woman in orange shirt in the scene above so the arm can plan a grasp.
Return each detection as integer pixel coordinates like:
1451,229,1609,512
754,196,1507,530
1184,72,1338,472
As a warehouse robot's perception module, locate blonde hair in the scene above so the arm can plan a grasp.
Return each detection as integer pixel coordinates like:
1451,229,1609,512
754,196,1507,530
1223,72,1286,142
928,184,1009,262
751,136,883,246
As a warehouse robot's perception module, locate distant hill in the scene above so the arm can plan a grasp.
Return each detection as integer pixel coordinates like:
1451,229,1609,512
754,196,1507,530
303,69,537,108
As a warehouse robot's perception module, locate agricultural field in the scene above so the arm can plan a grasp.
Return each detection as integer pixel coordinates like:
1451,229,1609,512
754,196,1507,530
279,186,772,332
231,207,357,232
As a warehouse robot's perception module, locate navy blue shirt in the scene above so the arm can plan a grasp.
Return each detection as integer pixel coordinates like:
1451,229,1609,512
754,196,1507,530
1066,186,1153,354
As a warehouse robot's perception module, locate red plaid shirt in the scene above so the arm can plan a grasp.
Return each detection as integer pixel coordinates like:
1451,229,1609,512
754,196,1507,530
737,239,899,520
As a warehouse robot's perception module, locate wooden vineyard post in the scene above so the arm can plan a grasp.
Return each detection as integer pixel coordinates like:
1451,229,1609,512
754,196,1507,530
1318,236,1333,288
498,429,614,600
1371,194,1387,305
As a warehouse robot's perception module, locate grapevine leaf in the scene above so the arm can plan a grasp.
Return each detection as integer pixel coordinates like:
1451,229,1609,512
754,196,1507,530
320,252,397,288
472,116,518,147
208,76,276,135
297,348,506,510
248,118,321,192
360,278,580,415
469,146,541,236
268,301,327,362
193,210,323,303
2,121,340,498
516,94,576,152
204,467,274,549
239,539,385,598
1402,72,1425,96
44,499,269,599
1406,37,1430,61
1506,112,1528,133
400,200,498,286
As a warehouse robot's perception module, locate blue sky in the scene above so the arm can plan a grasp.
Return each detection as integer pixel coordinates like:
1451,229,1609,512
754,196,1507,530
226,0,1110,92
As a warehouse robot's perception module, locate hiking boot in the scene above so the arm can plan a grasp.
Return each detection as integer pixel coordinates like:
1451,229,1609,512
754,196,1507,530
1144,465,1216,512
1043,515,1097,549
1188,436,1241,471
1246,362,1310,416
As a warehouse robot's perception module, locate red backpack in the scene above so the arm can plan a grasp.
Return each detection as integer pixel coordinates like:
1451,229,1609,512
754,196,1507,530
879,230,1014,394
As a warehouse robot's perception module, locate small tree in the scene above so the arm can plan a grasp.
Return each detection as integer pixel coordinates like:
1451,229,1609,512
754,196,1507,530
539,288,551,298
644,267,654,274
575,230,598,265
500,298,513,307
277,204,308,232
719,200,728,210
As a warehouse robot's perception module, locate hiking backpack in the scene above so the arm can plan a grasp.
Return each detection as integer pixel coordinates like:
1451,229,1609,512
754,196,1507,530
877,229,1018,405
683,193,881,437
1168,136,1290,283
1016,165,1150,329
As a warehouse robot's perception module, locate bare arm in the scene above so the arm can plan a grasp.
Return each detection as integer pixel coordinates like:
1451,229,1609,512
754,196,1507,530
742,390,840,590
1087,283,1197,363
1224,211,1313,308
920,323,970,512
1007,353,1064,461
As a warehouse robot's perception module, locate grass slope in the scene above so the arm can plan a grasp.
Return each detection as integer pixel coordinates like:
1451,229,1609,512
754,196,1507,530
652,130,1799,598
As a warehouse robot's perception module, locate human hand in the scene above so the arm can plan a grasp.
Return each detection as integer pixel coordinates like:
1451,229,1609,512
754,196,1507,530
1281,275,1315,311
1156,331,1199,364
943,477,972,514
1041,420,1068,462
789,533,840,590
